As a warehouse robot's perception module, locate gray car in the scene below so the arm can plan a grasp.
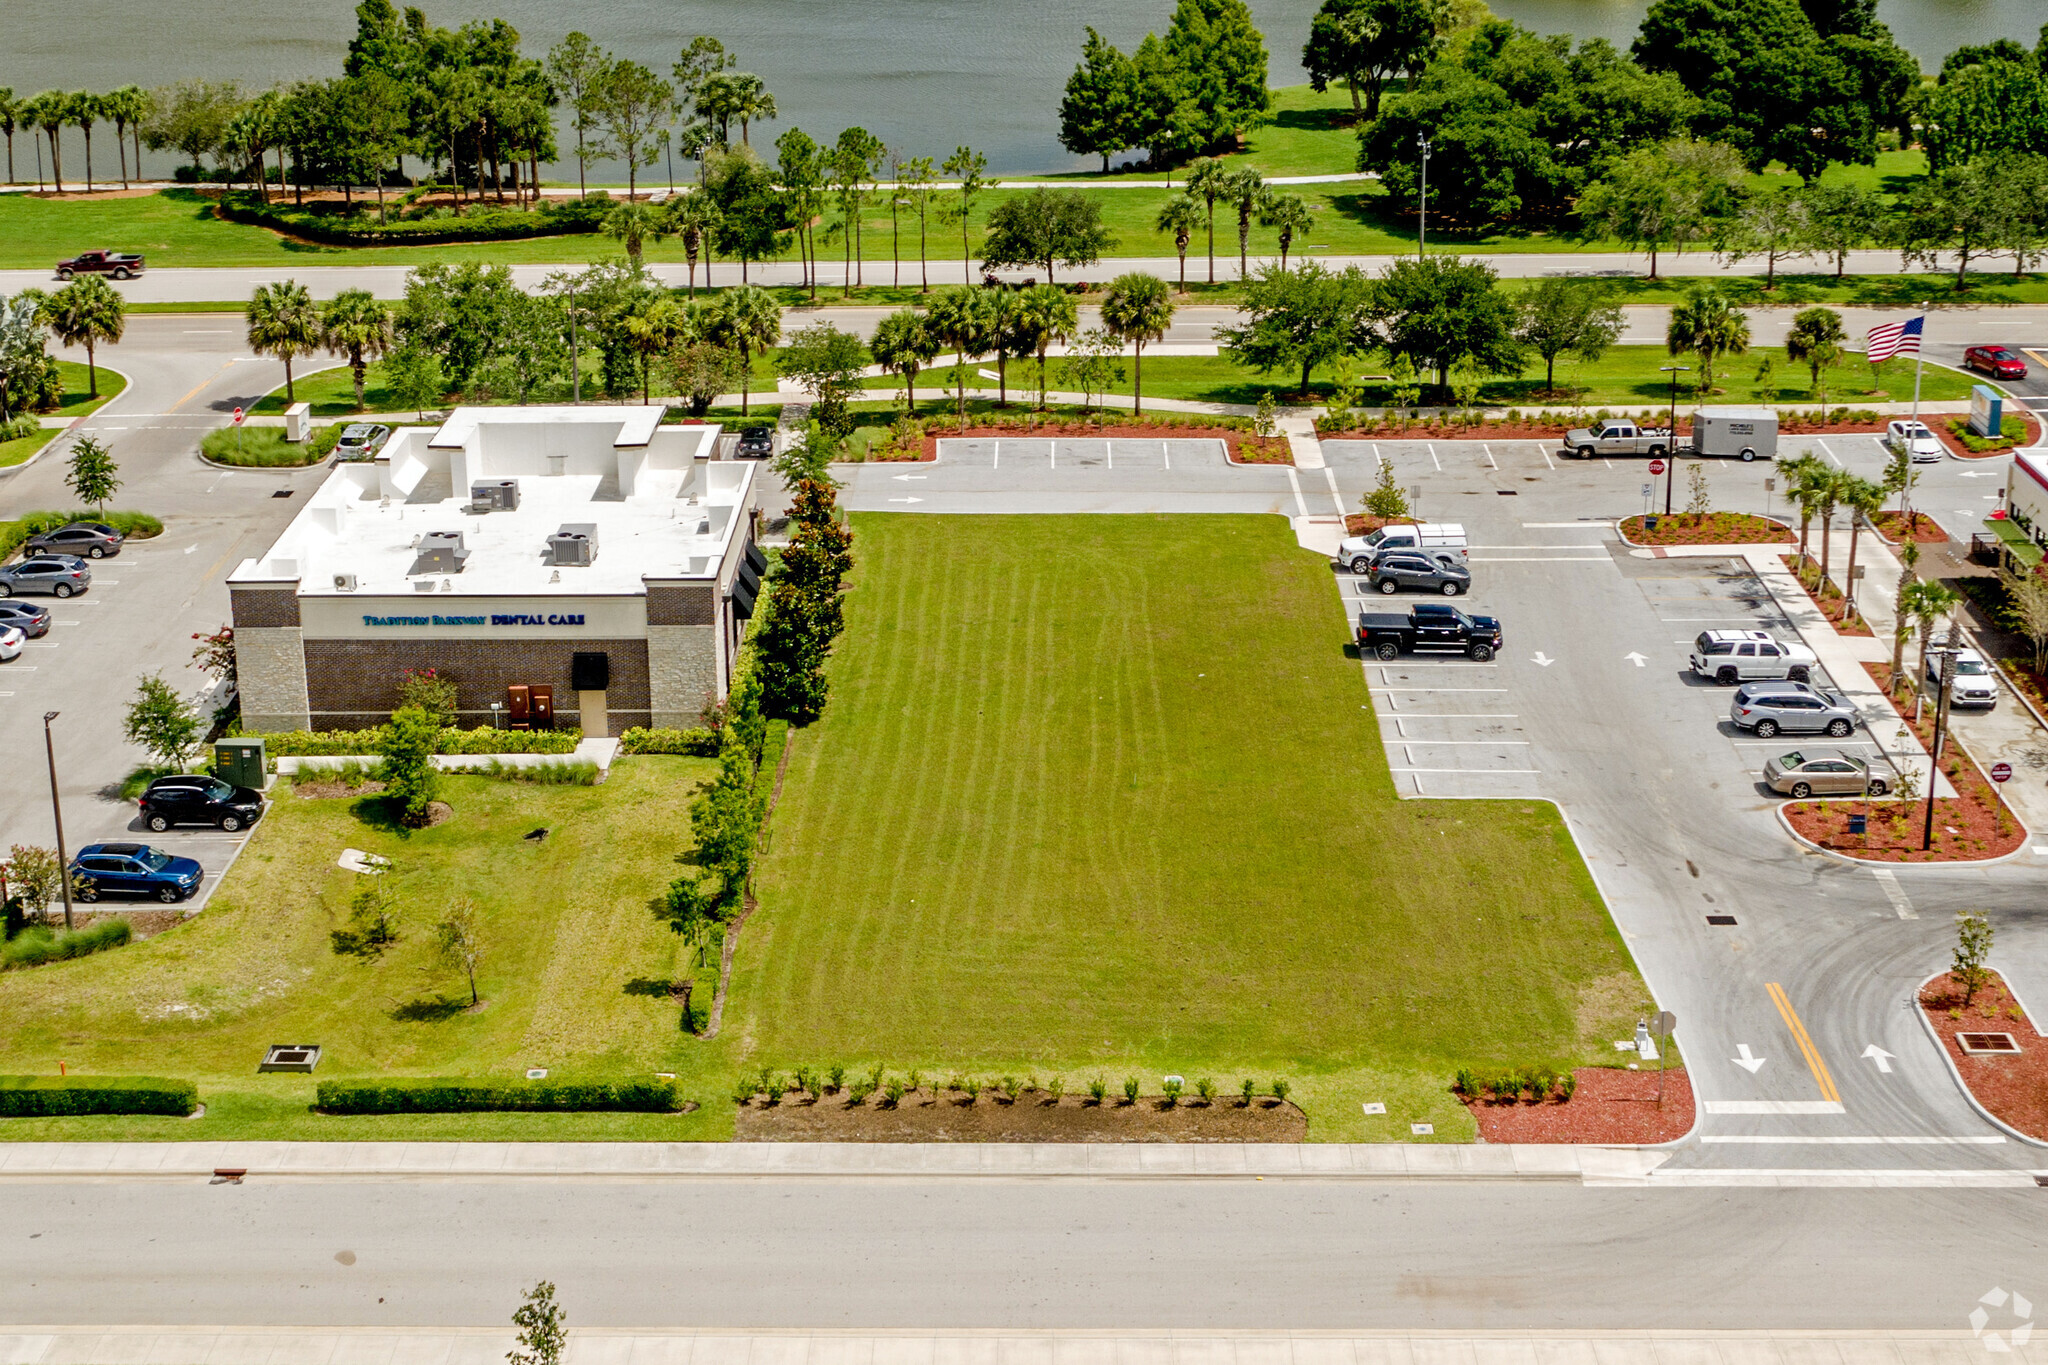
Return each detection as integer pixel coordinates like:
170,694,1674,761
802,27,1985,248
22,520,123,558
1364,550,1471,596
0,555,91,598
1730,682,1858,738
1762,748,1890,797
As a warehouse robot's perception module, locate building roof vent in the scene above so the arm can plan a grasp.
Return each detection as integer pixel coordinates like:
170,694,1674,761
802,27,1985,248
546,523,598,567
412,530,470,576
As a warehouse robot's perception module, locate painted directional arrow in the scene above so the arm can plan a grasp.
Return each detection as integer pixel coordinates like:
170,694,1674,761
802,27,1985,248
888,497,925,504
891,474,927,481
1863,1044,1895,1073
1732,1044,1767,1073
1956,471,1999,478
1531,652,1555,667
1624,651,1647,667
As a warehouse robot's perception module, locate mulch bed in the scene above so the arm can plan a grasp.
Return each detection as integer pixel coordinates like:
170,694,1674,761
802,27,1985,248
1620,513,1791,546
1343,514,1419,536
1319,422,1570,442
1936,412,2042,460
1870,510,1949,544
1464,1067,1693,1144
293,778,388,800
736,1089,1308,1142
919,423,1281,465
1919,970,2048,1139
1779,554,1875,636
1780,662,2026,862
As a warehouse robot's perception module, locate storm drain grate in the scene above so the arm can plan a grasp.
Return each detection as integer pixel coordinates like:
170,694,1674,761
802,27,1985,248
272,489,294,498
1495,489,1518,495
1960,1032,2020,1054
1706,915,1738,926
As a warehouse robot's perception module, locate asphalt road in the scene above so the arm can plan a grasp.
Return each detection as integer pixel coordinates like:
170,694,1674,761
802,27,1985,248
2,1179,2044,1329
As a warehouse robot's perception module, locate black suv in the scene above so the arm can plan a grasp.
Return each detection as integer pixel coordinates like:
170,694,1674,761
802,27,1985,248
138,774,266,832
23,521,123,558
734,425,775,459
1364,550,1471,596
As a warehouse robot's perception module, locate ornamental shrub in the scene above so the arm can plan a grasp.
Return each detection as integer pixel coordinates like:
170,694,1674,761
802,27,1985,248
316,1077,678,1114
617,727,720,757
0,1074,197,1117
2,918,132,970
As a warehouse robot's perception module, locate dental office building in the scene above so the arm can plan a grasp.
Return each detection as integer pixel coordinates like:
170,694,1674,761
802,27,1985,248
229,406,762,738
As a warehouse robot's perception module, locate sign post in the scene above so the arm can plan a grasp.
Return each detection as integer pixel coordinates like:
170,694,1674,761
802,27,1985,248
1650,1011,1676,1104
1992,762,2012,784
233,405,245,458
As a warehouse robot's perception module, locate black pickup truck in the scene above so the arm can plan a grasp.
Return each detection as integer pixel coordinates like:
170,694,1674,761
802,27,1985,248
56,249,145,280
1356,602,1504,661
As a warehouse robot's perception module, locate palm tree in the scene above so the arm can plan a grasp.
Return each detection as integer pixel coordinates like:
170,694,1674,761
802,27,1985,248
1812,465,1846,587
245,279,322,402
624,295,690,404
1665,285,1750,393
1098,272,1175,415
667,192,720,295
27,91,65,192
42,275,126,397
603,199,671,269
870,309,940,416
727,75,776,146
1222,167,1263,280
1259,192,1314,271
1008,283,1078,410
922,286,996,428
320,289,393,411
1783,305,1846,423
1181,159,1229,285
0,89,18,184
1836,472,1885,624
1904,579,1961,720
1889,541,1921,692
1777,452,1829,567
1155,197,1202,296
105,86,145,189
697,283,780,415
71,91,102,192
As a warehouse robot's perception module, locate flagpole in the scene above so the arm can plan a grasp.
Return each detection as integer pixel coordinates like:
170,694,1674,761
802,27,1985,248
1909,303,1926,441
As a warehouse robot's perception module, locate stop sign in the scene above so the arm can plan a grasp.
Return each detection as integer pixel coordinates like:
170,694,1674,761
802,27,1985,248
232,407,245,426
1991,762,2013,783
1648,458,1666,475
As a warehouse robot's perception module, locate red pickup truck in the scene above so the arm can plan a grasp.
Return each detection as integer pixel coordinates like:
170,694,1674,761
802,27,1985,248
56,249,145,280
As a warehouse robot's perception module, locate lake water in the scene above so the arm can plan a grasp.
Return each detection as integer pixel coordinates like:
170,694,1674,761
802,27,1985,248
4,0,2040,179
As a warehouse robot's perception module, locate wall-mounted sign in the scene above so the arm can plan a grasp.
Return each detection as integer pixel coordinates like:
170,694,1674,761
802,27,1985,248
361,612,588,627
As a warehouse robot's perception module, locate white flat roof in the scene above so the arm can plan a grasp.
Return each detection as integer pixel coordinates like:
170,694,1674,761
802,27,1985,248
230,407,754,597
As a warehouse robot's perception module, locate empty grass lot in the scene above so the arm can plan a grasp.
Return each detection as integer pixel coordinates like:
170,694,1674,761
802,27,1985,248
730,514,1653,1140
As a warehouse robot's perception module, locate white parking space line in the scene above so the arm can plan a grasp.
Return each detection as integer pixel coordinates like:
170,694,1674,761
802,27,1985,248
1522,522,1618,529
1700,1135,2004,1145
1482,445,1498,470
1534,441,1555,471
1872,867,1916,920
1817,438,1843,467
1469,556,1611,562
1322,467,1344,515
1387,767,1540,774
1382,738,1532,745
1370,688,1509,694
1701,1100,1847,1115
1426,443,1440,471
1283,466,1309,517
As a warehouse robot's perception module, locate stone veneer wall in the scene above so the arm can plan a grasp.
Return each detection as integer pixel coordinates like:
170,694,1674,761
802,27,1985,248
646,625,719,727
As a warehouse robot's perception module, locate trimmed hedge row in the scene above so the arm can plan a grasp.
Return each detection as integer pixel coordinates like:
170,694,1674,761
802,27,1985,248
315,1077,679,1114
617,726,720,757
257,725,582,756
0,1075,199,1117
1,510,164,562
218,192,613,246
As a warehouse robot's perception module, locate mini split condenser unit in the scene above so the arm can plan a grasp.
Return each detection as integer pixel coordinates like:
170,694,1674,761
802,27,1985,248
332,572,359,592
545,523,598,567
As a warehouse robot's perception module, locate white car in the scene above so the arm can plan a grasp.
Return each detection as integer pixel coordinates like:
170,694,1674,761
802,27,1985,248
0,625,22,662
1886,419,1944,464
1927,647,1999,708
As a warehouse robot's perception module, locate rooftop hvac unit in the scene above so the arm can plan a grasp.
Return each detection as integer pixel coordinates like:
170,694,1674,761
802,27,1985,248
546,523,598,567
470,479,521,513
332,572,359,592
412,530,470,576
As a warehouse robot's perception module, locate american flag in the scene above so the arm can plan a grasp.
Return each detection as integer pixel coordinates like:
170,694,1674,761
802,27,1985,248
1865,316,1923,364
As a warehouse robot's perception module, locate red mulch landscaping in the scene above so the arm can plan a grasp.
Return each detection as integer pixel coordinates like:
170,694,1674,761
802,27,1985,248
1229,436,1294,464
1343,514,1420,536
1919,970,2048,1139
736,1089,1309,1142
1780,662,2026,862
1319,422,1573,442
1935,412,2042,460
1778,554,1875,636
1465,1067,1693,1144
1870,510,1949,544
919,423,1282,463
1619,513,1791,546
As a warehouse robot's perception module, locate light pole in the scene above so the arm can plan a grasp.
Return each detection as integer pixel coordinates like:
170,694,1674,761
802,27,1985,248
42,711,72,931
1923,631,1961,851
1416,136,1432,260
1659,364,1690,515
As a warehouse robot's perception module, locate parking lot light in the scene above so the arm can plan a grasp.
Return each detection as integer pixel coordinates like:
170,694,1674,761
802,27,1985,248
43,710,73,931
1923,634,1961,850
1658,366,1690,515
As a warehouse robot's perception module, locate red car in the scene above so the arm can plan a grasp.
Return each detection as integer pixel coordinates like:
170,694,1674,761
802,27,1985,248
1964,345,2028,380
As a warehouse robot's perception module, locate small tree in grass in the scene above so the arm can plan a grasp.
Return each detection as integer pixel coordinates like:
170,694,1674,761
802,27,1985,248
385,343,445,423
381,705,442,827
1364,459,1409,520
434,898,485,1006
66,435,120,515
122,672,202,769
331,878,402,959
507,1281,567,1365
5,845,64,928
1953,910,1993,1006
1685,462,1712,523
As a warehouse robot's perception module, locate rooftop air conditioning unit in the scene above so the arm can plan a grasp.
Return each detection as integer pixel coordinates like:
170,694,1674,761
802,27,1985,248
412,530,471,576
333,572,359,592
470,479,520,513
546,523,598,567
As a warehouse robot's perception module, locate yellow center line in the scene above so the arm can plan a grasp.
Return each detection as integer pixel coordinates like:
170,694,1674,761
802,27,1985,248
1767,981,1841,1104
168,360,237,415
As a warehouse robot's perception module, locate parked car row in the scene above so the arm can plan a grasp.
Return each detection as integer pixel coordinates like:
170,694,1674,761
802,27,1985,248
0,528,118,666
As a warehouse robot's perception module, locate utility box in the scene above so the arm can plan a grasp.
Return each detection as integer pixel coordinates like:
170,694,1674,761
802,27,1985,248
283,402,311,443
214,738,268,790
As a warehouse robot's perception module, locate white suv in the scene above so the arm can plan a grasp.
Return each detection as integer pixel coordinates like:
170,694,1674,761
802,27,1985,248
1886,419,1944,463
1927,647,1999,708
1690,629,1818,686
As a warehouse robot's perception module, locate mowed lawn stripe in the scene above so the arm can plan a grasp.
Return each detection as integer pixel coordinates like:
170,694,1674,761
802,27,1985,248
737,514,1641,1079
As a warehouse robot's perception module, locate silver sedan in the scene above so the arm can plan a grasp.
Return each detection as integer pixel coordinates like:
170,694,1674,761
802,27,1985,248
1762,748,1890,797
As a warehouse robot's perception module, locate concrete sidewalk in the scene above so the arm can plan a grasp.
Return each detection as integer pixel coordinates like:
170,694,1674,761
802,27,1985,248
0,1327,2028,1365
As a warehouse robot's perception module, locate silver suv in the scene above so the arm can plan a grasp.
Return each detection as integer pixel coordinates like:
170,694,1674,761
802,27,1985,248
1691,630,1817,686
1729,681,1858,738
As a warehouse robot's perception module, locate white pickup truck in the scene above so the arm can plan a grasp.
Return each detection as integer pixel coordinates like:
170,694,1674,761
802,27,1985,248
1562,419,1676,459
1335,522,1468,575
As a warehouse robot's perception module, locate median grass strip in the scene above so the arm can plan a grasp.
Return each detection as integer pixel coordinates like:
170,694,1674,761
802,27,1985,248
736,514,1651,1141
200,423,340,467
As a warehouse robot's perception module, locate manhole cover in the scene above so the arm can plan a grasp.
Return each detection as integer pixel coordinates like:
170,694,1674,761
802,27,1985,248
1960,1033,2021,1054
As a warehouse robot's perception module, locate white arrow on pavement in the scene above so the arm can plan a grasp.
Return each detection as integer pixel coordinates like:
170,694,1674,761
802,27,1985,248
891,474,927,481
888,497,925,504
1624,651,1647,667
1732,1044,1766,1073
1532,652,1554,667
1956,471,1999,478
1863,1044,1895,1073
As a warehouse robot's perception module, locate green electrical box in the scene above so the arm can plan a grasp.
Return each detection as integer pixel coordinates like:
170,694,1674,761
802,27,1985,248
214,738,268,791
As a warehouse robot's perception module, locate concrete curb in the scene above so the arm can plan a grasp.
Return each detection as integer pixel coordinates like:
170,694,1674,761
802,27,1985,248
1912,969,2048,1151
0,427,66,478
1612,513,1794,550
1772,803,2035,870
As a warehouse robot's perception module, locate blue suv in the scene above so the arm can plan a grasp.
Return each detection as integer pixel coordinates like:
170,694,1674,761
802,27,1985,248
71,843,204,903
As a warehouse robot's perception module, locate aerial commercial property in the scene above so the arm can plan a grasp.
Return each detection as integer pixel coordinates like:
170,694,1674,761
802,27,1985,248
229,407,761,737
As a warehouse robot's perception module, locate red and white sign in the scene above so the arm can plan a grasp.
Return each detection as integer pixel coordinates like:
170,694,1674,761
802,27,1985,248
232,407,245,426
1648,459,1666,476
1991,762,2012,783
